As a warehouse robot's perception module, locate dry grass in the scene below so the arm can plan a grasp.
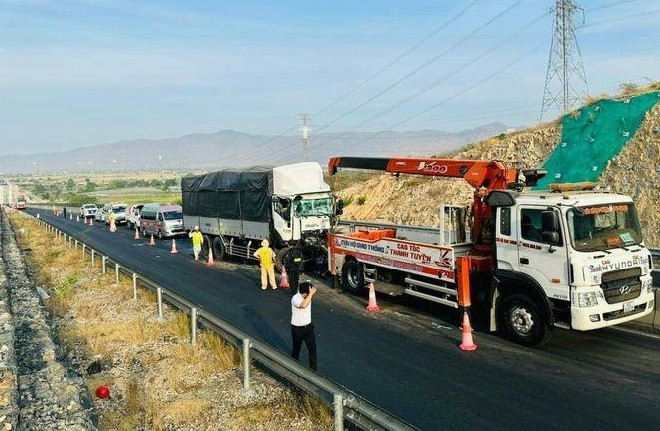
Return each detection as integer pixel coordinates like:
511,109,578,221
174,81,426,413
9,212,331,431
199,330,239,369
164,312,190,338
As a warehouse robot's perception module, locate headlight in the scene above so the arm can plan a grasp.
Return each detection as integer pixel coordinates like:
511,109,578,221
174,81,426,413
644,279,653,293
578,292,599,308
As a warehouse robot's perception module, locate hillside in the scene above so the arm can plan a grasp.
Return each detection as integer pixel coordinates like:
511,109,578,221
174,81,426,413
337,86,660,246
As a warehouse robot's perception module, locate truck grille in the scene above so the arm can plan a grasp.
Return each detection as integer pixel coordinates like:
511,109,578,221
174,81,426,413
600,267,642,304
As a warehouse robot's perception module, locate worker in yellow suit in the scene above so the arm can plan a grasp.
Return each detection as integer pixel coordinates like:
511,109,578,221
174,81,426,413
108,209,117,232
253,239,276,290
188,226,204,260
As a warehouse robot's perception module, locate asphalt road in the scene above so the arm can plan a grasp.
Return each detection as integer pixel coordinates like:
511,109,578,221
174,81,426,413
29,209,660,430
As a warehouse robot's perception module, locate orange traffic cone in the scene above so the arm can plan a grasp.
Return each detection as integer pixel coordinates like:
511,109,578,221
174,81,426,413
149,234,155,246
90,218,94,226
279,267,290,289
366,282,380,312
459,312,477,351
170,239,178,254
206,247,214,266
134,228,140,240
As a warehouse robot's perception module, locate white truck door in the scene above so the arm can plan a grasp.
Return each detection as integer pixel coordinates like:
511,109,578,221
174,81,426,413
271,198,293,242
516,206,570,302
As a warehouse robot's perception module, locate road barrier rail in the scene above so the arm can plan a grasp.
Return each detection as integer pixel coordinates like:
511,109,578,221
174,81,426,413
16,208,417,431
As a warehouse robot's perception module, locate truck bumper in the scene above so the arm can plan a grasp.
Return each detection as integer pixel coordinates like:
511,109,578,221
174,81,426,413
570,290,655,330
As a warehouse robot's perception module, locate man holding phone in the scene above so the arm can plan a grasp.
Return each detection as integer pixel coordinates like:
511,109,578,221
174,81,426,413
290,281,317,370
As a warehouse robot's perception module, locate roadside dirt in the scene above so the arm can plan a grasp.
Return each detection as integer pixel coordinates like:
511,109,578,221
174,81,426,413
8,212,331,430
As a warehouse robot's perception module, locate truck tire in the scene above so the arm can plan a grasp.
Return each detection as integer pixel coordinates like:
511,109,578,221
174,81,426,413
212,237,225,261
341,260,364,294
498,293,552,347
202,235,211,259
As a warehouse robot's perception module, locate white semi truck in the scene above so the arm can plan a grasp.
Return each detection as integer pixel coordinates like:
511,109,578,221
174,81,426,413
328,157,655,346
182,162,335,269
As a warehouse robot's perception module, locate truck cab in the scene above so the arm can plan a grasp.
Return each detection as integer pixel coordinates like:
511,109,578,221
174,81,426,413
493,189,654,343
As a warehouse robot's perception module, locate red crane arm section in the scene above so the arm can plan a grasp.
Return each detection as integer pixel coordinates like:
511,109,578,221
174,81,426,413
328,156,516,190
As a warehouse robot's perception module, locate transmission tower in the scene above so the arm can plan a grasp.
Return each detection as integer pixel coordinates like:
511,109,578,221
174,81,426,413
301,113,310,161
539,0,588,121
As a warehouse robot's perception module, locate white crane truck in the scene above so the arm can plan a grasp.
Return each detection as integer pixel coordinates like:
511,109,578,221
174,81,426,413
327,156,655,346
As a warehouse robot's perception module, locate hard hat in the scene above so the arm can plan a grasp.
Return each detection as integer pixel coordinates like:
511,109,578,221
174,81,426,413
194,225,199,230
261,239,269,247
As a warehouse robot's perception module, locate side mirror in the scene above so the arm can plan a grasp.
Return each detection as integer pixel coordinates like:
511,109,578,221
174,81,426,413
541,210,559,232
542,231,560,244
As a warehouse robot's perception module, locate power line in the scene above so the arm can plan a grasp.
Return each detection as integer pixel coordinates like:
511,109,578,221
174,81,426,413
220,1,482,166
312,0,481,119
275,39,550,163
319,11,550,143
308,0,525,138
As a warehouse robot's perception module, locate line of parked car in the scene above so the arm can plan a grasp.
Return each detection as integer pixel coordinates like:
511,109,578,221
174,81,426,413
78,203,185,239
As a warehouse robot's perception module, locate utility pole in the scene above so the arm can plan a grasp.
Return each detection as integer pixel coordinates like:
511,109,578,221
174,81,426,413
540,0,588,121
301,113,310,161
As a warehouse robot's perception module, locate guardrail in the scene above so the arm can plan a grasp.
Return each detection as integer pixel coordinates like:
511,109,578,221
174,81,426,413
17,209,417,431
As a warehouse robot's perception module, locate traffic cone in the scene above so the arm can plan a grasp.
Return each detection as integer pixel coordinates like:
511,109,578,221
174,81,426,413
149,234,155,246
69,214,72,220
134,228,140,240
90,218,94,226
170,239,178,254
366,282,380,312
76,215,80,222
459,312,477,351
206,247,214,266
279,267,290,289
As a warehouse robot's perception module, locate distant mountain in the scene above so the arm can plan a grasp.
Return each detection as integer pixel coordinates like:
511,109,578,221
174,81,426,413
0,123,512,174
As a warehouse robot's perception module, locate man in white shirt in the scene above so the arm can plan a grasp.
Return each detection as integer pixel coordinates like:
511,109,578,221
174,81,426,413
291,281,317,370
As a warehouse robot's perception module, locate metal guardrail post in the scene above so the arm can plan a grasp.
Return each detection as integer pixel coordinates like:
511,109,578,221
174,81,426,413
157,287,163,319
191,307,197,346
74,239,78,249
102,256,107,274
91,249,95,267
132,273,137,300
333,394,345,431
242,338,251,390
115,263,120,284
82,244,86,258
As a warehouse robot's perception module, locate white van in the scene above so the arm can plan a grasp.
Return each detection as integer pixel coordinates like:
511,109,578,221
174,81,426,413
139,204,184,239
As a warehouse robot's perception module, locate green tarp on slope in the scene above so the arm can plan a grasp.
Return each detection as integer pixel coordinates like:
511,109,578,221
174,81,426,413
535,91,659,190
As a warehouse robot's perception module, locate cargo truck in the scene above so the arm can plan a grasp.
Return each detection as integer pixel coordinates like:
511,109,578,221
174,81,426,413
328,157,655,346
182,162,335,269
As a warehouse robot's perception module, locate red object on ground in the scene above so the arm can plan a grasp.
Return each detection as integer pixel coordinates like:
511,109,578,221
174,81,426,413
279,267,290,288
459,312,478,351
95,385,110,399
366,282,380,312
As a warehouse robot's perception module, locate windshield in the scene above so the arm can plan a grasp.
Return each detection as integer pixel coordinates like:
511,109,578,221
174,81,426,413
113,206,126,212
567,203,642,252
163,211,183,220
294,197,333,217
84,204,96,209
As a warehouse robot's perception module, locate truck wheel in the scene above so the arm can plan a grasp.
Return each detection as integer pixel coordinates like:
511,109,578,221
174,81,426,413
498,293,552,347
201,235,211,259
341,260,364,294
212,237,225,261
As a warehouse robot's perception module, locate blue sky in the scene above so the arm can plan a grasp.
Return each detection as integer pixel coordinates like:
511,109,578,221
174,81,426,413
0,0,658,155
